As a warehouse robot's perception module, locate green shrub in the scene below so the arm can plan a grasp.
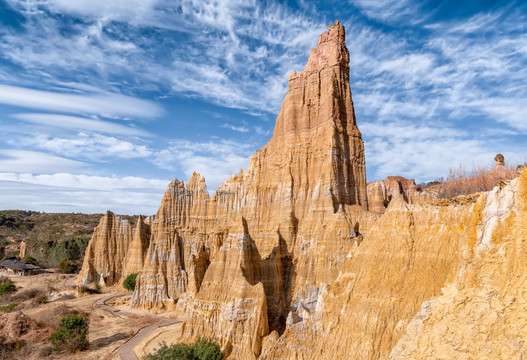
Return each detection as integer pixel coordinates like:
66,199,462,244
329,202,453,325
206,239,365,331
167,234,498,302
76,285,100,295
35,296,48,305
1,253,18,261
0,303,16,312
0,279,16,295
24,255,40,266
50,313,89,353
144,338,223,360
123,273,138,291
57,258,75,274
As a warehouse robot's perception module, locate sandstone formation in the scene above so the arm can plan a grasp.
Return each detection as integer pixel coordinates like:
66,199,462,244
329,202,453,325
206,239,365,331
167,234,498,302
77,211,151,286
494,153,505,168
79,21,369,359
77,21,527,360
19,240,26,259
258,170,527,359
367,176,434,213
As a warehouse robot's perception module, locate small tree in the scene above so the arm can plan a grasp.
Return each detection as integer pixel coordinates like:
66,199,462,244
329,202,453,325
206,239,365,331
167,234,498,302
0,279,16,295
24,255,40,266
123,273,138,291
50,312,89,353
58,258,75,274
144,338,223,360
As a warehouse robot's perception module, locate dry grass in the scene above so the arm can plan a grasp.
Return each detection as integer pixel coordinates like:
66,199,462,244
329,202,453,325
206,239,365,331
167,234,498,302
429,162,522,199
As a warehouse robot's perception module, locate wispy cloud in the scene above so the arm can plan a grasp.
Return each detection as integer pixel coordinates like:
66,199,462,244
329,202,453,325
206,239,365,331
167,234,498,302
0,85,164,119
350,0,424,24
0,172,170,214
13,133,152,161
0,150,84,173
221,123,249,133
12,113,149,136
154,139,254,191
1,0,324,114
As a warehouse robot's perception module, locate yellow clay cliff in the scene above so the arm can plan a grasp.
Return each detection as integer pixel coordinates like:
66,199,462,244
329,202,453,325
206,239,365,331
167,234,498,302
77,22,527,359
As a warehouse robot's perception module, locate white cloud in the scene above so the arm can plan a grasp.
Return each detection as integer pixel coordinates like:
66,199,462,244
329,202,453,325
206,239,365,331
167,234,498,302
14,133,152,161
12,113,149,136
154,139,254,191
469,97,527,131
0,150,84,173
1,0,324,114
350,0,423,24
0,172,168,191
0,85,164,119
221,123,249,133
0,172,170,214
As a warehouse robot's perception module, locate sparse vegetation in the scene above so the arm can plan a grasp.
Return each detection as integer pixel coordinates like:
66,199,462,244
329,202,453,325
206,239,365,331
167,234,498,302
50,312,89,353
0,303,16,312
1,253,19,261
12,288,43,302
123,272,139,291
0,278,17,295
24,255,40,266
58,258,75,274
0,211,105,268
426,163,520,199
144,338,223,360
35,296,48,305
76,284,101,295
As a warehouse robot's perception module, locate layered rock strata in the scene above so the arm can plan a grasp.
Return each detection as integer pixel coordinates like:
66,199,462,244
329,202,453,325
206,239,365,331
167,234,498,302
260,169,527,360
77,211,151,286
79,21,369,358
76,21,527,360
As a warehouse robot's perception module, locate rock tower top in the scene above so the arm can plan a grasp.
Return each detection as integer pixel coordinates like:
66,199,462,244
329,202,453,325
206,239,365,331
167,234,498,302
300,21,349,75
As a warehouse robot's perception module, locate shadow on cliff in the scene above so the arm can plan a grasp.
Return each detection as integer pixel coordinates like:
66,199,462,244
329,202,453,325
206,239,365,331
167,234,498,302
239,218,296,335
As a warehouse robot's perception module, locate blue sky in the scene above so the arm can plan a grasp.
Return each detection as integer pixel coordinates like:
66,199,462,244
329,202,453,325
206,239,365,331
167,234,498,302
0,0,526,214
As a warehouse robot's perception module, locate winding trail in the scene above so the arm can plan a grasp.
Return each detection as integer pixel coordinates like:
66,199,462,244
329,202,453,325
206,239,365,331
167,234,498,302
93,293,181,360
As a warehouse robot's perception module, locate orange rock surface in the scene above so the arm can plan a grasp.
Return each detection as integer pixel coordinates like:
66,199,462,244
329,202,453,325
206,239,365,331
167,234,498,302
77,22,527,360
367,176,434,213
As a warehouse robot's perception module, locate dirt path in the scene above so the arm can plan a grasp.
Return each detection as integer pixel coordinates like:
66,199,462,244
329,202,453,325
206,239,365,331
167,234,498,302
93,293,180,360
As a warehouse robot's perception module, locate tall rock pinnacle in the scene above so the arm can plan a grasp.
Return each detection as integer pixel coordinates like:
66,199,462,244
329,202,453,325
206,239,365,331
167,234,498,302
270,20,367,212
77,22,368,358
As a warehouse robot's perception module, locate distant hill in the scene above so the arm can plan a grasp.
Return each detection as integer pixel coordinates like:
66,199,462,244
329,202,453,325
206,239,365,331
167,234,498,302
0,211,137,268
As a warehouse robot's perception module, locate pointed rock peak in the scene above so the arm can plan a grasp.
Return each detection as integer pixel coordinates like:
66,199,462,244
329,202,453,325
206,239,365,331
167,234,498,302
105,210,114,217
168,177,185,188
186,172,208,194
386,192,408,212
301,20,349,75
136,215,145,228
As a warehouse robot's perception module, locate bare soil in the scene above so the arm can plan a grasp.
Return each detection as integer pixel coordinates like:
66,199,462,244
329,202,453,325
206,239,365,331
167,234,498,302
0,271,157,360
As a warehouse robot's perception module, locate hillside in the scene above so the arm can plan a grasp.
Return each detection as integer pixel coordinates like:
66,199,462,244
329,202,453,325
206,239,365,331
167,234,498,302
0,211,138,267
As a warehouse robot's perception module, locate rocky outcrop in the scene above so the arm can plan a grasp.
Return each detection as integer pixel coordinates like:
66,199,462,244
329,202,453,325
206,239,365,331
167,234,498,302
260,169,527,359
76,211,151,286
494,153,505,168
127,20,367,358
77,21,527,360
367,176,434,213
123,215,151,275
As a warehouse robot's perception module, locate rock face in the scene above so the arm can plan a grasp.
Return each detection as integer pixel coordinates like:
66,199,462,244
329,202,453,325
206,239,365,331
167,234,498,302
367,176,434,213
77,21,527,360
494,153,505,168
80,21,368,358
260,170,527,360
77,211,151,286
19,240,26,259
